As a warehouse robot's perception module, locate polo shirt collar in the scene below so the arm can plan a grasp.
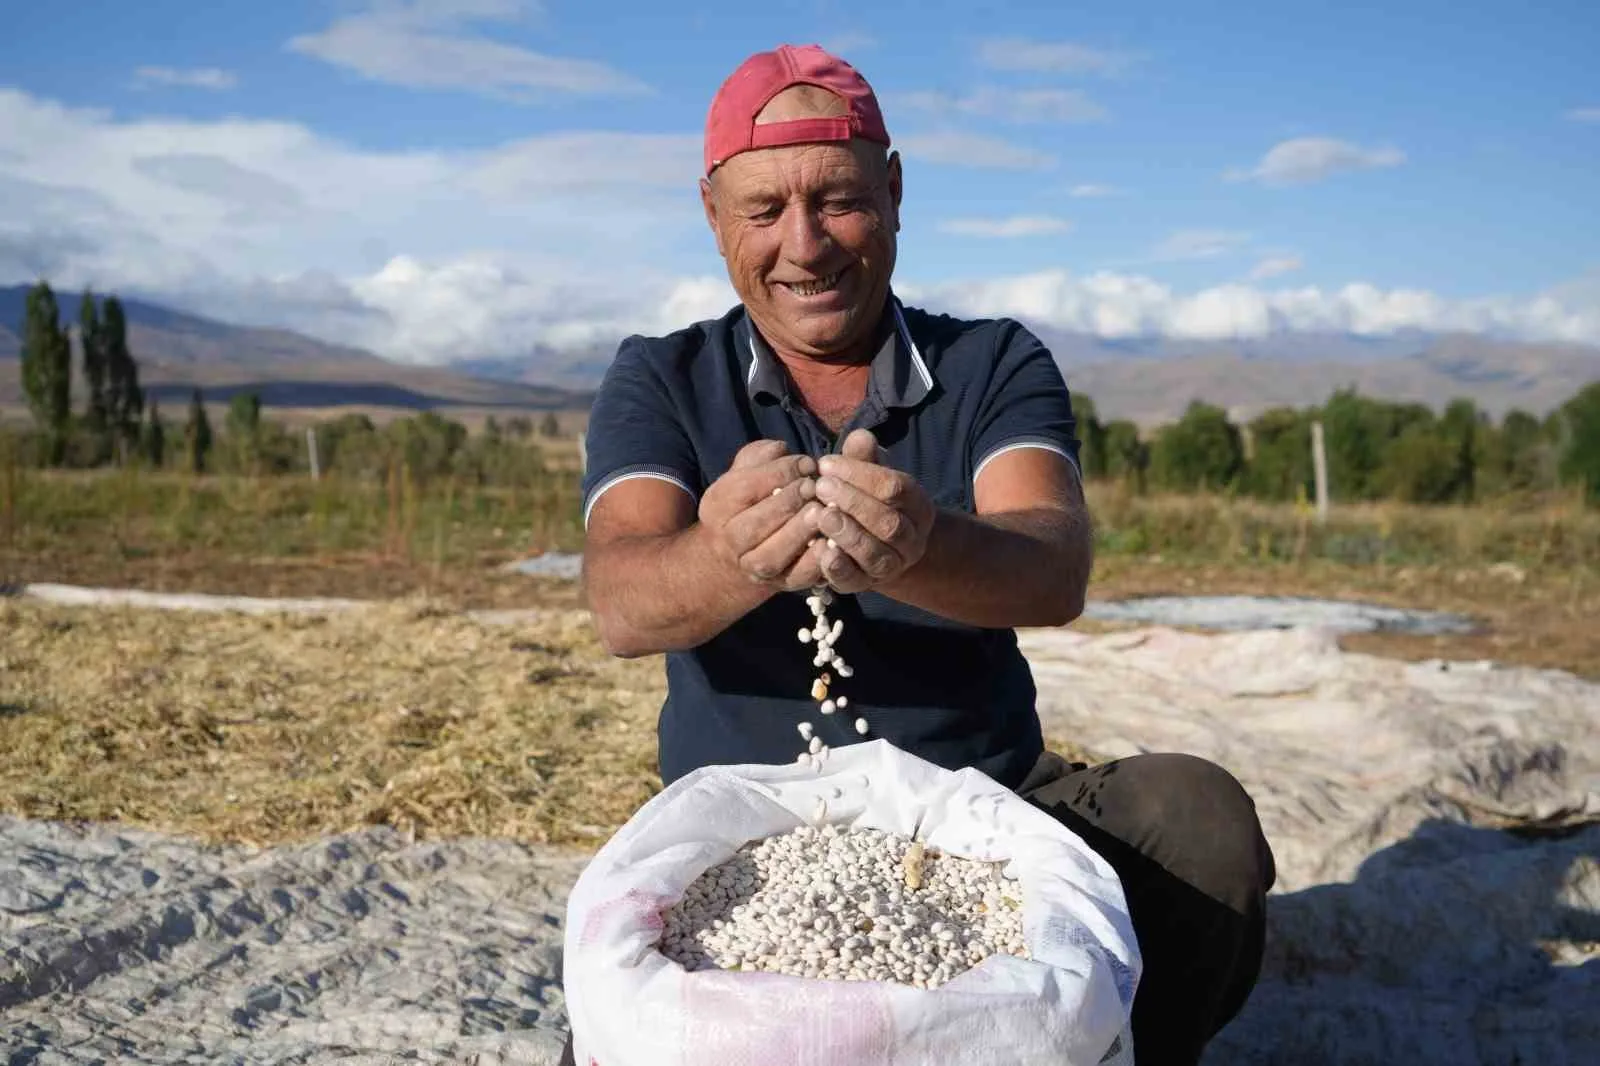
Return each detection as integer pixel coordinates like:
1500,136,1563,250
741,291,935,410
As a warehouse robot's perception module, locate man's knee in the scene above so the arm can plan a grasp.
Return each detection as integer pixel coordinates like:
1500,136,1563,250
1079,752,1276,910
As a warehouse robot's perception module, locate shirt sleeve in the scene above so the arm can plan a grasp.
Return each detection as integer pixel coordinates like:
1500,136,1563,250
969,319,1083,487
580,336,702,528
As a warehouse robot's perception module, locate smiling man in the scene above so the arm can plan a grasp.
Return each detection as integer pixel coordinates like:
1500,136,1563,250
568,44,1275,1066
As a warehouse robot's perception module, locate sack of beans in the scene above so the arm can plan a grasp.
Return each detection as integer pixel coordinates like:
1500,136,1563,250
563,738,1140,1066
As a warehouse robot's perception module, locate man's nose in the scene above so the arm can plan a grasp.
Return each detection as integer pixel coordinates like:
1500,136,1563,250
779,204,833,265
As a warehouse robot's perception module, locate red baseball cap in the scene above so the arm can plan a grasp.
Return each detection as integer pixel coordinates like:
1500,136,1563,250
703,43,891,176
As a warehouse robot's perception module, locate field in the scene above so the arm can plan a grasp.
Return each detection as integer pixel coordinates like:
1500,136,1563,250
3,456,1598,849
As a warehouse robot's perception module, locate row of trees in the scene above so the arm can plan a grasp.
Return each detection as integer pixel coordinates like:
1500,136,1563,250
19,282,150,466
12,280,564,482
15,280,209,471
1071,384,1600,505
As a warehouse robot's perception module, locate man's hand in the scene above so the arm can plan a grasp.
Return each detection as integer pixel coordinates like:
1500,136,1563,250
698,439,827,592
810,429,936,594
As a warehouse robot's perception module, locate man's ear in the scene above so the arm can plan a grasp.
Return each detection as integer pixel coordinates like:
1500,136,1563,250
699,177,727,258
886,151,903,233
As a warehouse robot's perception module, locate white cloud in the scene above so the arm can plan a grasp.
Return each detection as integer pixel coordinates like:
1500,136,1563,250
337,255,736,356
1250,255,1303,280
897,269,1600,346
939,215,1073,238
0,87,709,363
976,38,1138,76
1566,106,1600,123
287,0,649,100
132,66,238,91
1068,183,1120,198
1229,136,1405,185
893,86,1106,124
1153,229,1251,261
896,131,1056,170
3,87,1595,368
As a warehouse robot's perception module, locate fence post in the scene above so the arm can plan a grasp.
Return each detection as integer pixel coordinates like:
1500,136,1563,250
307,427,321,481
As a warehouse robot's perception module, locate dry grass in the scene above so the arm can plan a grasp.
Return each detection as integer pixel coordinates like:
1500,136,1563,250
0,597,661,850
0,592,1116,849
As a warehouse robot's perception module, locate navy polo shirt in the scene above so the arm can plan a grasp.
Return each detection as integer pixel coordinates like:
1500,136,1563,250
581,292,1082,791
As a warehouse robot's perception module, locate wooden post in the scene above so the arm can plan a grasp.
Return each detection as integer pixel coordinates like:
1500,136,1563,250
576,431,586,476
307,427,321,481
1311,419,1329,524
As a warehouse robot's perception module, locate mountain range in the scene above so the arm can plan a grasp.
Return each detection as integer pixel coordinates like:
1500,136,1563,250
3,285,1596,428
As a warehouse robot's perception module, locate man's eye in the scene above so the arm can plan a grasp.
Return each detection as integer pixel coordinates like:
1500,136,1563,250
823,198,863,213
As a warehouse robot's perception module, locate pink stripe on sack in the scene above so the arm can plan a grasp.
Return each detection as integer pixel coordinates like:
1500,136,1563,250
578,888,668,948
683,973,896,1065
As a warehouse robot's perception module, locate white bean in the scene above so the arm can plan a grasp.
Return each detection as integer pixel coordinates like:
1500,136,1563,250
855,717,870,735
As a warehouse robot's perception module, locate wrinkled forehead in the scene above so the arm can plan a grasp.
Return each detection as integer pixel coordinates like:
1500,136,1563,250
710,137,883,201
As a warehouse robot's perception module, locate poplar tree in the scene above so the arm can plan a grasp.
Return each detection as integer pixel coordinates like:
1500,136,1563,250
103,296,144,462
185,387,213,474
79,288,112,464
19,281,72,466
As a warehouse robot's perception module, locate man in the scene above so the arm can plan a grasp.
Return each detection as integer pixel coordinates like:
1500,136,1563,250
564,44,1274,1066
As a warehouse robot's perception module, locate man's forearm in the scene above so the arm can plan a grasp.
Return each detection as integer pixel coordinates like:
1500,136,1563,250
583,525,774,657
876,506,1092,629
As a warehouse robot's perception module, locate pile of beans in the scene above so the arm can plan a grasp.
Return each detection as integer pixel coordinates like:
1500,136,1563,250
657,824,1028,988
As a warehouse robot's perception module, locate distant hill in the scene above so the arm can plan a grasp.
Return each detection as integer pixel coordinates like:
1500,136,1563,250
1036,329,1600,428
459,320,1600,426
4,284,1595,427
0,285,590,415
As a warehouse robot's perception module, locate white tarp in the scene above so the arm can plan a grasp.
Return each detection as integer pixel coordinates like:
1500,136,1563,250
3,590,1596,1064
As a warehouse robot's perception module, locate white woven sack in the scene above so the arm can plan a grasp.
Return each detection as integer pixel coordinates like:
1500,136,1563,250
563,738,1140,1066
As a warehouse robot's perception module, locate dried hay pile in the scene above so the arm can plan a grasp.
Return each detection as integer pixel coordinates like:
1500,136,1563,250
0,597,664,848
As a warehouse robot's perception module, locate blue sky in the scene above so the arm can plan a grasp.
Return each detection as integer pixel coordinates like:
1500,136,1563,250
2,0,1597,362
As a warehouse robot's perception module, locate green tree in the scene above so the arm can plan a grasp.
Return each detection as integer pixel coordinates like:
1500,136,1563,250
385,411,468,482
1376,421,1459,503
1244,407,1314,501
1102,419,1149,491
185,388,213,474
103,296,144,462
1321,388,1437,501
539,412,561,438
1436,398,1483,503
1480,409,1551,495
319,413,380,477
142,399,166,468
1071,393,1108,480
1556,382,1600,504
19,281,72,466
1149,401,1245,492
78,288,112,464
226,391,263,473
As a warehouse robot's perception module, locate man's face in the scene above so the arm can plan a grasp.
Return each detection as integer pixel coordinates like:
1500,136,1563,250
701,132,902,361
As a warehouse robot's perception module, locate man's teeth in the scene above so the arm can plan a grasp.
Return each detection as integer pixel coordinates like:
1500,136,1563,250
788,271,843,296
